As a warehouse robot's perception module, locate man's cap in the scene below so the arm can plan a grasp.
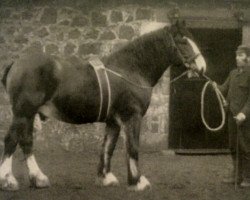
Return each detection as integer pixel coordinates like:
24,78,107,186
236,45,250,56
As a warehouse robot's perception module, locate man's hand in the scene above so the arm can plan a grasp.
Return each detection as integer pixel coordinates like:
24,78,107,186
211,81,217,88
234,112,246,125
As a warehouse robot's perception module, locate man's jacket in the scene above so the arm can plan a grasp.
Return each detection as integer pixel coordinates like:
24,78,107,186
218,67,250,119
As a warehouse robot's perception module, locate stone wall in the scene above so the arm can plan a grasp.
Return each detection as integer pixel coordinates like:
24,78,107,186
1,0,249,152
0,2,172,152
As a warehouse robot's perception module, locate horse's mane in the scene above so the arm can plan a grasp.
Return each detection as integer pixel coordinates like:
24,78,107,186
104,26,177,85
120,26,173,52
108,26,174,64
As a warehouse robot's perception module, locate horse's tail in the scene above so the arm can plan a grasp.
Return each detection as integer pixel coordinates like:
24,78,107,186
1,61,14,89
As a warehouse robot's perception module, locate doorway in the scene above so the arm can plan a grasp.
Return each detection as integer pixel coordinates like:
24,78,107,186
169,28,242,152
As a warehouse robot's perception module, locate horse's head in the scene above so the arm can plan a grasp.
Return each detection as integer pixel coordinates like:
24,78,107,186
170,20,206,74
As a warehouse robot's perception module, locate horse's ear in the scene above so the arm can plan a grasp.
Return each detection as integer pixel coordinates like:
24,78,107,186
181,20,186,27
171,19,184,36
174,19,180,27
170,24,178,36
175,19,186,28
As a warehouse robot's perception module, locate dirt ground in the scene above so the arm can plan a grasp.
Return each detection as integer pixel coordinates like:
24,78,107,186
1,148,250,200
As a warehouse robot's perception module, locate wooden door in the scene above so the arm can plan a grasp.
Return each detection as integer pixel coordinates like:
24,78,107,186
169,28,241,153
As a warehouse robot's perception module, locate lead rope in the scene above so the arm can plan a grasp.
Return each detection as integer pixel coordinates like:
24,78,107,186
170,70,190,84
171,70,227,132
201,74,227,132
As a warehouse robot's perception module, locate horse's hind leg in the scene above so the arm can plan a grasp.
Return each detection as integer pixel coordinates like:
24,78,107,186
0,116,21,190
0,115,50,191
124,113,151,191
17,115,50,188
96,119,120,186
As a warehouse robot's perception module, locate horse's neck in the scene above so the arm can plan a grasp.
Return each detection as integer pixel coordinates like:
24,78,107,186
106,37,173,86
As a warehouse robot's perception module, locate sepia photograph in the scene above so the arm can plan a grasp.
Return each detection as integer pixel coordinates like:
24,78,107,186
0,0,250,199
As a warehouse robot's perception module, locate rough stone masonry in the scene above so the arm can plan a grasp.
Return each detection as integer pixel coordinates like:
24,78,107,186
0,1,172,152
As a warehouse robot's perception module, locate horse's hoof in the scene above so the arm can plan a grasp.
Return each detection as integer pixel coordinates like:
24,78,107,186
128,176,151,191
30,173,50,188
95,172,119,187
0,174,19,191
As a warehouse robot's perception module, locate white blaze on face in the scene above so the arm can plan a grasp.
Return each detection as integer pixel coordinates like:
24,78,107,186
184,37,207,72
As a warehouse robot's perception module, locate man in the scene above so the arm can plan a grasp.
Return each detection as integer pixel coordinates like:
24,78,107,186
217,45,250,187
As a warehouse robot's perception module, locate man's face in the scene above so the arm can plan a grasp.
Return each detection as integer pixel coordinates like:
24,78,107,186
236,51,248,68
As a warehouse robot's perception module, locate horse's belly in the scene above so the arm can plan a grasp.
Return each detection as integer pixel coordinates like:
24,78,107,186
38,101,96,124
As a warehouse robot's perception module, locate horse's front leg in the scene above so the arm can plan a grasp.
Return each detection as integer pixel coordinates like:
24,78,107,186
124,113,151,191
96,119,120,186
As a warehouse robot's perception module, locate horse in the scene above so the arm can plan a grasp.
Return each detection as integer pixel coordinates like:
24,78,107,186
0,20,206,191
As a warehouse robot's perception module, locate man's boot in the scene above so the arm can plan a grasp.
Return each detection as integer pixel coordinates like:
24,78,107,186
240,153,250,187
222,154,242,184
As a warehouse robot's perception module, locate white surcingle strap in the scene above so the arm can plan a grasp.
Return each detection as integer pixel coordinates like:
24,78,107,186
89,57,111,122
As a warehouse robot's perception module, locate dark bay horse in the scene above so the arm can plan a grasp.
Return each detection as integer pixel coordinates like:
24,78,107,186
0,20,206,191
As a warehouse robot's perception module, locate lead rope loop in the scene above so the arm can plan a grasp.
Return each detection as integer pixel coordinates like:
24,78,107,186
201,79,227,132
